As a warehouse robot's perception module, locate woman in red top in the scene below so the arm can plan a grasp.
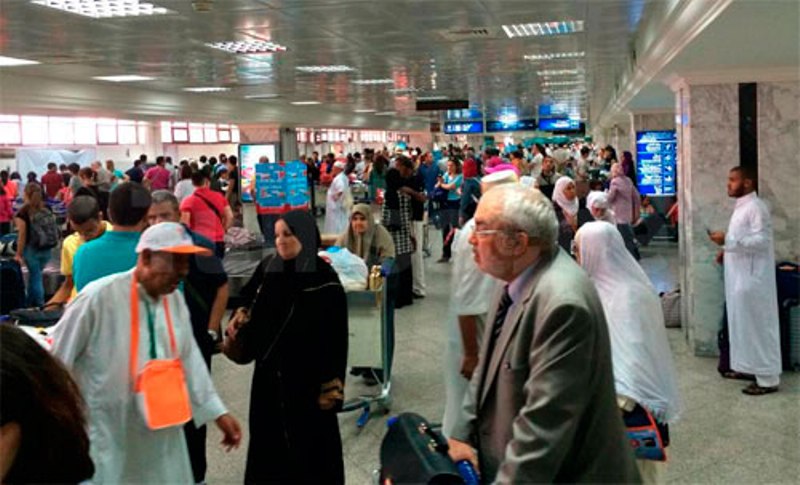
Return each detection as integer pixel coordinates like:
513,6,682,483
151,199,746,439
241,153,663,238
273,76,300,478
0,183,12,235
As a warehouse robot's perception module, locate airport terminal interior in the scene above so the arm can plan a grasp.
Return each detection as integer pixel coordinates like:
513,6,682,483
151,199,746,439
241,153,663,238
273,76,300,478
0,0,798,484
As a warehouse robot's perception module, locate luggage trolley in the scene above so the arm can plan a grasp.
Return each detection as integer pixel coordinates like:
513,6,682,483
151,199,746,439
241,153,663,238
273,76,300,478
341,260,395,428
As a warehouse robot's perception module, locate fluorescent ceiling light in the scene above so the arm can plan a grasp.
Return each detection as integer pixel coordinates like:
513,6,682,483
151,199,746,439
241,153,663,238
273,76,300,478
390,87,420,94
296,65,356,73
416,95,449,101
291,101,322,105
245,94,281,99
502,20,584,39
351,79,394,85
30,0,172,18
542,80,583,87
206,41,287,54
524,51,585,61
354,109,377,113
375,111,396,116
0,55,40,66
537,69,581,76
184,87,230,93
93,75,154,82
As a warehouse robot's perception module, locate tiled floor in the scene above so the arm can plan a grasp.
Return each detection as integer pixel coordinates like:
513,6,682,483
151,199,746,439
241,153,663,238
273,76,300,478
206,240,800,484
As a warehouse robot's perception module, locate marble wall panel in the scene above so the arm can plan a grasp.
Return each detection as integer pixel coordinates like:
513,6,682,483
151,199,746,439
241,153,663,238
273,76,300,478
757,82,800,262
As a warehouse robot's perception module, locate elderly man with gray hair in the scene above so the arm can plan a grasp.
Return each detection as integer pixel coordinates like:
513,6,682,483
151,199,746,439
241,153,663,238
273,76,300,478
447,184,640,483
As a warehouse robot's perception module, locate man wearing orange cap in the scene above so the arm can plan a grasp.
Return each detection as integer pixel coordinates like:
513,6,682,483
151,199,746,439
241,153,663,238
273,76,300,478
52,222,242,483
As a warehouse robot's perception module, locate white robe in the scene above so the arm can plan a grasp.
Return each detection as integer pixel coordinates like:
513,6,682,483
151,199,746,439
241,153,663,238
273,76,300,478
51,270,227,484
724,192,782,377
324,173,351,234
442,218,500,436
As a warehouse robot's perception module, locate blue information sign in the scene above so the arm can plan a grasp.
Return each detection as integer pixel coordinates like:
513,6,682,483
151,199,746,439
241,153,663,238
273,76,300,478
486,118,537,132
446,109,483,120
538,118,581,131
636,130,677,196
443,121,484,134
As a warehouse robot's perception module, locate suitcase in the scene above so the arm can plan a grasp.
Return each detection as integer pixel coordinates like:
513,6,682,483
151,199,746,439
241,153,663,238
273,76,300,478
776,262,799,371
1,259,25,314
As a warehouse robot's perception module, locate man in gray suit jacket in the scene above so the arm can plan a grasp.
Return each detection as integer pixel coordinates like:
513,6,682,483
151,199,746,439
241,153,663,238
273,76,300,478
448,185,640,483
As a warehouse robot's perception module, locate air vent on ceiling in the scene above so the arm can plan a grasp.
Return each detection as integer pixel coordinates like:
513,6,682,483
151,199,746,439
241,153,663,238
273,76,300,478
439,27,502,41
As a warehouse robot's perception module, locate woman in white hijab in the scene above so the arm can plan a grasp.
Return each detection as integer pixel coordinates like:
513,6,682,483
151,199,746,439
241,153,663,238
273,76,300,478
575,221,682,483
552,176,579,253
586,190,616,224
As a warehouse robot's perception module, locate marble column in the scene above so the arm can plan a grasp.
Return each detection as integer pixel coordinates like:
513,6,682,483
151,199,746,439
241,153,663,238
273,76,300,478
279,127,299,161
676,80,800,356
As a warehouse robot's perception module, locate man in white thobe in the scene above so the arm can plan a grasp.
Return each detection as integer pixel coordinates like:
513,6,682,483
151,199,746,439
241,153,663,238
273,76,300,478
52,222,242,483
324,161,351,235
710,166,782,395
442,170,516,436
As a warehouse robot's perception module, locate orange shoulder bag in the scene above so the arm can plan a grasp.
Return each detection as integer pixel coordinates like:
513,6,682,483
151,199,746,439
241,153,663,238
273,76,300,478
130,274,192,430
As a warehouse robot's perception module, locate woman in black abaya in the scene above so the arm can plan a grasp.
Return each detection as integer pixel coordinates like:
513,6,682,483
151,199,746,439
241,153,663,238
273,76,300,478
224,210,348,484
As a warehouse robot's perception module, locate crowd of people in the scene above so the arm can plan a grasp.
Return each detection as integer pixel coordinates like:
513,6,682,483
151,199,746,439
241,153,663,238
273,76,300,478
0,139,783,484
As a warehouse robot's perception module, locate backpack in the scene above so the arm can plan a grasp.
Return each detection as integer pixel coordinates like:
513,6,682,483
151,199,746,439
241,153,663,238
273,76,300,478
29,209,60,250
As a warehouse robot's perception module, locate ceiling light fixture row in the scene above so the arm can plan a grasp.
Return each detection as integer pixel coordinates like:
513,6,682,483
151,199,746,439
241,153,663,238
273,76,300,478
389,87,421,94
502,20,584,39
524,51,585,61
536,69,582,76
30,0,171,19
184,87,230,93
291,101,322,105
206,41,287,54
296,65,356,73
354,109,377,113
0,55,40,66
93,75,154,82
245,94,281,99
541,80,583,87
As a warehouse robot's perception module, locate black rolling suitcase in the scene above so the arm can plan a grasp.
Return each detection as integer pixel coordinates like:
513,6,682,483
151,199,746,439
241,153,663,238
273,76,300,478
1,258,25,315
9,307,64,328
776,262,800,370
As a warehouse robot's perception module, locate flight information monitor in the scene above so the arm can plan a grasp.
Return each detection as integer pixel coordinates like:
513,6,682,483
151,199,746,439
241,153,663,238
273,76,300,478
636,130,677,196
443,121,484,134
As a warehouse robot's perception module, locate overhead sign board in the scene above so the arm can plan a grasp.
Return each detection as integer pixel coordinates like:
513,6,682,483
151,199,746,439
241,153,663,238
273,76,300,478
443,121,484,134
486,118,537,132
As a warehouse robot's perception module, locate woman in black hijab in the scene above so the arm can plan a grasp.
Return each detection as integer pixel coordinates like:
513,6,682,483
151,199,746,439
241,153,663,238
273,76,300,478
224,210,348,484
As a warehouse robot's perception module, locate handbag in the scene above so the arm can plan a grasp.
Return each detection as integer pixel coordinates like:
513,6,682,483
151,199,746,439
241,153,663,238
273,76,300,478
379,412,464,484
623,403,668,461
130,275,192,430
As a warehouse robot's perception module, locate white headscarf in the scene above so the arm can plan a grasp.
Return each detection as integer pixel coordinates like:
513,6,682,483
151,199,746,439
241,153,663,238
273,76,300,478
576,222,682,423
586,190,616,224
552,176,579,216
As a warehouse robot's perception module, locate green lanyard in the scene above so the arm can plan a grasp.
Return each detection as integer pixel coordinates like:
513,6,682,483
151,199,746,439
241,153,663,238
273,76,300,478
142,299,158,360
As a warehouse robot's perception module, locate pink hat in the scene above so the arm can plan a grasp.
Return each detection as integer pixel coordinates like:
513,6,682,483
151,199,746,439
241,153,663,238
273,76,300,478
485,163,520,176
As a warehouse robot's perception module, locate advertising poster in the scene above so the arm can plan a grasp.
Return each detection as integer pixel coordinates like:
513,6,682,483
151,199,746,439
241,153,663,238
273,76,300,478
254,161,310,214
636,130,677,196
239,143,278,203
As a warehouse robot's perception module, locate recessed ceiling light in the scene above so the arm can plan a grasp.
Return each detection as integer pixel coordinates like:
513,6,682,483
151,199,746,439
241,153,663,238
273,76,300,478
93,75,154,82
30,0,172,18
354,109,377,113
245,94,281,99
296,65,356,73
184,87,230,93
0,55,40,66
416,95,449,101
541,80,583,87
291,101,322,105
524,51,585,61
375,111,396,116
502,20,584,39
206,41,287,54
351,79,394,85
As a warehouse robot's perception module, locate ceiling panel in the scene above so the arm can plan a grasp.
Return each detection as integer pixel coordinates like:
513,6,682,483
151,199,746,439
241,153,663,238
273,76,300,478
0,0,658,125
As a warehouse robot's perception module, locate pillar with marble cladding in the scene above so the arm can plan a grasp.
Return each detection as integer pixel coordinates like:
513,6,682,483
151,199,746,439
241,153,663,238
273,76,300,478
676,83,740,356
279,127,299,161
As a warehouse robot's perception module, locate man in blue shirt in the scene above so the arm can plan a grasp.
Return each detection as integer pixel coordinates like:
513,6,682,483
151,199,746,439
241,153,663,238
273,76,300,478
418,153,441,220
73,182,151,292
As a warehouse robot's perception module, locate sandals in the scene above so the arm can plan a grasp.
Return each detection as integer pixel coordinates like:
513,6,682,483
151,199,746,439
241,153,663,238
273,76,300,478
742,382,779,396
720,371,756,382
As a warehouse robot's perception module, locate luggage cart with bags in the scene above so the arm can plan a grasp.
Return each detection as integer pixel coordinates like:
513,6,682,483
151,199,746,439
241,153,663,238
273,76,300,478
341,258,395,428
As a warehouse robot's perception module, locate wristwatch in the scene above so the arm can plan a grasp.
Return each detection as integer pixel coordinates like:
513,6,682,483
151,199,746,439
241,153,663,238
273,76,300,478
208,329,219,342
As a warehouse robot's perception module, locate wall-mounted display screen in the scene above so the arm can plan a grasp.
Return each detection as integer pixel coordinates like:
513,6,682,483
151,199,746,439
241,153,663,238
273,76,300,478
636,130,677,196
486,118,537,132
538,118,581,131
443,121,484,134
239,143,279,203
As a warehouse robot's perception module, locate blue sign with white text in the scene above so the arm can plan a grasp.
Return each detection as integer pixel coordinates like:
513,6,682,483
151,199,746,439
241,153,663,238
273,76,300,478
443,121,484,134
538,118,581,131
486,119,538,132
636,130,677,196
